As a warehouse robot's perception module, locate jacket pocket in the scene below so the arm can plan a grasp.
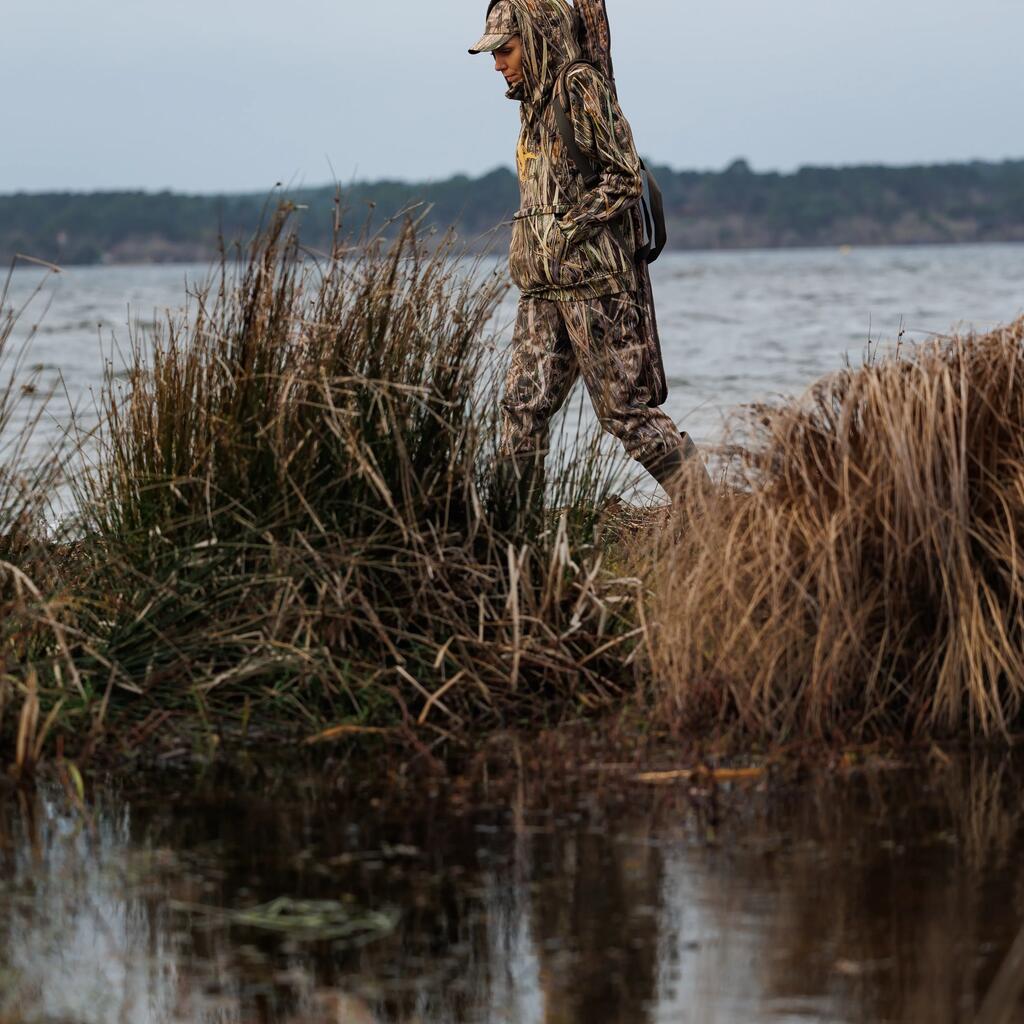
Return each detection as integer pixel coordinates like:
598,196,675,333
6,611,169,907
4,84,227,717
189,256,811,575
509,204,574,293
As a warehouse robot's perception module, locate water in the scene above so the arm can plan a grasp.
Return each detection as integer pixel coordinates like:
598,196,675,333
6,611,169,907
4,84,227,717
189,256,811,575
3,244,1024,460
2,749,1023,1023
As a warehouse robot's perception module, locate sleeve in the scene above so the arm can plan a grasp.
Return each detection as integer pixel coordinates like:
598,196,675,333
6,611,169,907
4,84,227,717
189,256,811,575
556,66,643,246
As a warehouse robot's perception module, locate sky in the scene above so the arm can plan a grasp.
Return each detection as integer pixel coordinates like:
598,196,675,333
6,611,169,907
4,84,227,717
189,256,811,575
2,0,1022,194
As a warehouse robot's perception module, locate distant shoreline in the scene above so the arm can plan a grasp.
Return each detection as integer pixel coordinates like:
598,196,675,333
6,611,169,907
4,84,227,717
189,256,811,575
3,158,1023,266
7,238,1024,274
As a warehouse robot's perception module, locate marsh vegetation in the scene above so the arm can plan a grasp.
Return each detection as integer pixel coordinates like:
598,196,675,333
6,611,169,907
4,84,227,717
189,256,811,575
1,209,646,770
1,207,1023,771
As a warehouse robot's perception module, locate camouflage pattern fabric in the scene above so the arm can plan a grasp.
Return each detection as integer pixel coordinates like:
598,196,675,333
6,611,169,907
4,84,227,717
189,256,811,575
472,0,684,470
574,0,615,88
468,0,518,54
497,0,642,302
569,0,669,406
500,291,683,463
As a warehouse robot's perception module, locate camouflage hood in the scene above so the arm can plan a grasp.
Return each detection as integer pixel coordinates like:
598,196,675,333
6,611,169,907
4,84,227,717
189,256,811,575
499,0,583,109
492,0,642,303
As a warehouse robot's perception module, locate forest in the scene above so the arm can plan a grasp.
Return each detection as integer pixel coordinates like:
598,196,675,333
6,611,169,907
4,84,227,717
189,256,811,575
2,159,1023,265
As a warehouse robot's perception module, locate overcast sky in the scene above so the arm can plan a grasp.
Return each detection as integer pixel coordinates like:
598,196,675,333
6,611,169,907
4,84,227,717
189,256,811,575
2,0,1021,194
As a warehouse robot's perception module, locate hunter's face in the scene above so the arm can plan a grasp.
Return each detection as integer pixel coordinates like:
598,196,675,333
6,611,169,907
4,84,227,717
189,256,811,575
493,36,524,88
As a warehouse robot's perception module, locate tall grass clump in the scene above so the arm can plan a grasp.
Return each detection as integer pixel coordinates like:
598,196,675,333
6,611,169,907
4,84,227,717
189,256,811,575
650,316,1024,742
67,208,642,745
0,265,83,773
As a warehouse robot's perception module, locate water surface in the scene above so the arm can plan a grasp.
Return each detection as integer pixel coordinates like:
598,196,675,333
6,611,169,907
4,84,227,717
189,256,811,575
4,243,1023,461
2,749,1023,1023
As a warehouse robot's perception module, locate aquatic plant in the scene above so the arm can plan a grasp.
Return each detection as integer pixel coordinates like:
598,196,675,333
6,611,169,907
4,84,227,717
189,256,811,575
61,206,642,751
650,316,1024,741
170,896,400,944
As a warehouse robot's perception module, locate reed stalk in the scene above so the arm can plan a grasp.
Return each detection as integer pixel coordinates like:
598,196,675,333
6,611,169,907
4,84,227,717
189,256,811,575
0,262,85,772
650,317,1024,742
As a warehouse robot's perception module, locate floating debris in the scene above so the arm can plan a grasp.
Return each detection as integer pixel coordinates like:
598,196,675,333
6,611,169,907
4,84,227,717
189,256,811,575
171,896,400,944
634,766,766,785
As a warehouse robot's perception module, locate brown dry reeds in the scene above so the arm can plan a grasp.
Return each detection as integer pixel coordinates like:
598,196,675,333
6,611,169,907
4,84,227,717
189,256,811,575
5,201,1024,765
650,316,1024,742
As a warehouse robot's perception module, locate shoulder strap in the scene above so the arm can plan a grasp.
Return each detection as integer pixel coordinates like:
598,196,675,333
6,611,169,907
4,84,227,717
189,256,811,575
550,61,601,190
551,61,669,265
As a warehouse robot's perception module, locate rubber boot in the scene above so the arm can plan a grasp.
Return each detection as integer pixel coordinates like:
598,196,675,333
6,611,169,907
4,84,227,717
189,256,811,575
641,431,712,504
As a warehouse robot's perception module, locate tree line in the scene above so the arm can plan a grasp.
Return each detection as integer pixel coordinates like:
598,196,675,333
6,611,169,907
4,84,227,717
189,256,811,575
2,159,1023,266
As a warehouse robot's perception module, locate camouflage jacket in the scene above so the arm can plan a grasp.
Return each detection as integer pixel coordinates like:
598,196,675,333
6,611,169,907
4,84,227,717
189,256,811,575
503,0,642,302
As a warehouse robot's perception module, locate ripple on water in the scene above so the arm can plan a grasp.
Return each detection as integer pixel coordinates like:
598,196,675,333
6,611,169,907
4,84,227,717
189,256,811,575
1,243,1022,490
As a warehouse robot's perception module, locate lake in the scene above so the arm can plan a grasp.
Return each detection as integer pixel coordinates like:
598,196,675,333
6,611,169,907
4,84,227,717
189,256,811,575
4,242,1024,472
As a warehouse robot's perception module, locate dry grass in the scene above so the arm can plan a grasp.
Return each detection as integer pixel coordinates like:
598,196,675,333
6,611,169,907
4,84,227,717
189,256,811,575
650,316,1024,742
54,206,645,750
4,204,1024,765
0,262,84,774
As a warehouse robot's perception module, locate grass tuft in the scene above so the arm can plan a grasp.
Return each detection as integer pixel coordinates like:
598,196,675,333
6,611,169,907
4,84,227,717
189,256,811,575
57,206,643,750
3,205,1023,765
650,317,1024,742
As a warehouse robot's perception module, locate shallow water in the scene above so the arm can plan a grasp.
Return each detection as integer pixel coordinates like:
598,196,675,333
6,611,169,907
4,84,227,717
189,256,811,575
2,749,1023,1023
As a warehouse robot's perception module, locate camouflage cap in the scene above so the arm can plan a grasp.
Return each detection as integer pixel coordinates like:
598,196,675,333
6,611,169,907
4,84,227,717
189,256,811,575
468,0,518,54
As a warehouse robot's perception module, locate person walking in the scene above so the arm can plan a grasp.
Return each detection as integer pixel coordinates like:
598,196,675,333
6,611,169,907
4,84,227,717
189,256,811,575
469,0,707,521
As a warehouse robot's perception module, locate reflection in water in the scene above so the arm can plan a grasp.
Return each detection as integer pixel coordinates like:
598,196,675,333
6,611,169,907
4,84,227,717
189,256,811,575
0,791,227,1023
1,752,1024,1023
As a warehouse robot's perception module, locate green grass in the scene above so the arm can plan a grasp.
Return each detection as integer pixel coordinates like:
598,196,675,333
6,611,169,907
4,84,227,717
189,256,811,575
0,206,648,769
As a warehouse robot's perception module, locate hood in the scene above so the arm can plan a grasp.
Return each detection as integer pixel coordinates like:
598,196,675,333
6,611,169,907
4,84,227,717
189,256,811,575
499,0,582,109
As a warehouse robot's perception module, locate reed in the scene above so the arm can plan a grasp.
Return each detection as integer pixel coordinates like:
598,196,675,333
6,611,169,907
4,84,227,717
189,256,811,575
60,207,644,748
650,316,1024,742
5,203,1024,765
0,263,83,774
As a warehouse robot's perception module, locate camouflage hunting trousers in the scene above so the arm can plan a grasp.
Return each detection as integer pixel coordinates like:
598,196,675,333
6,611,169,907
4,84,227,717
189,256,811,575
500,291,683,464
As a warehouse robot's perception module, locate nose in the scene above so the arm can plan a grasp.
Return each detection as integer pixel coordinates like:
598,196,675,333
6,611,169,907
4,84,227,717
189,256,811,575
493,54,506,72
